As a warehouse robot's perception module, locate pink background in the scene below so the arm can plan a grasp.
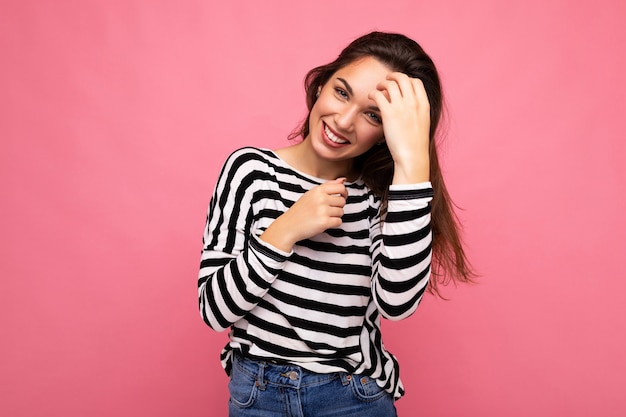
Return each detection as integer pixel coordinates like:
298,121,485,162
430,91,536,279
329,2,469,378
2,0,625,416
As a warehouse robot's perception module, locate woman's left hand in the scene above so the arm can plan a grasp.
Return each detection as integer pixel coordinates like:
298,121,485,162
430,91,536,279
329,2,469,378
368,72,431,183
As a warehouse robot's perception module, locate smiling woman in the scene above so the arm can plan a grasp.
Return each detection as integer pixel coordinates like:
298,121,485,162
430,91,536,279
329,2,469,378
197,31,474,417
288,57,390,179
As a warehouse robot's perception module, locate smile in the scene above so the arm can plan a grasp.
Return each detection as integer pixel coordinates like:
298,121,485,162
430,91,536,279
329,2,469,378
324,124,349,144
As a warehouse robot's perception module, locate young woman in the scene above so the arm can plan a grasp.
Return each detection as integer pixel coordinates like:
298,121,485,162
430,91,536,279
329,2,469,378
198,31,473,416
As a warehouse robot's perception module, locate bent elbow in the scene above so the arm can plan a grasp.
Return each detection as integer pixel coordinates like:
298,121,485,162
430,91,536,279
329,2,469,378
199,308,230,332
375,284,426,321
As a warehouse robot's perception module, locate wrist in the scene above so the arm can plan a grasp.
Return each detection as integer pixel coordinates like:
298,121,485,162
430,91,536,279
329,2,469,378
392,158,430,184
259,218,298,253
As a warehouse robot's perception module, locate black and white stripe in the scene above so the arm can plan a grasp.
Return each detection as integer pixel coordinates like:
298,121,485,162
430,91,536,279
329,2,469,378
198,147,433,399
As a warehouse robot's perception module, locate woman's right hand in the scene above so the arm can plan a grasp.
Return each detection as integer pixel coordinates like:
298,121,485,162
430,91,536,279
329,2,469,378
259,178,347,252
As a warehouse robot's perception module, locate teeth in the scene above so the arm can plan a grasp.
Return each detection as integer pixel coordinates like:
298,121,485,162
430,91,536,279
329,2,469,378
324,125,348,144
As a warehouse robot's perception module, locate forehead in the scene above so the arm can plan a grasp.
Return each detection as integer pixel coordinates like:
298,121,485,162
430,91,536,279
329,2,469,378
332,57,392,88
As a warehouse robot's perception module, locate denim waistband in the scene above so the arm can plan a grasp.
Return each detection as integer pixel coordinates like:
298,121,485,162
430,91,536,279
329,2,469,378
232,351,352,390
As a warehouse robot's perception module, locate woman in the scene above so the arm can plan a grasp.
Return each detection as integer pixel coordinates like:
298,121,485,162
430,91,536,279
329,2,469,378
198,31,473,416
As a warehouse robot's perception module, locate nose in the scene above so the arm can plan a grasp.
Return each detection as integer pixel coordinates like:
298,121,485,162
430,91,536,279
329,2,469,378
335,105,357,132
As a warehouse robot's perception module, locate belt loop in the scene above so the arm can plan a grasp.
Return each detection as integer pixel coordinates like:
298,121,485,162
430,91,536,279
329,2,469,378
256,360,267,391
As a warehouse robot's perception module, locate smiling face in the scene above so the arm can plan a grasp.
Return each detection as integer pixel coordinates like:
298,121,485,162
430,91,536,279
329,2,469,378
304,56,391,172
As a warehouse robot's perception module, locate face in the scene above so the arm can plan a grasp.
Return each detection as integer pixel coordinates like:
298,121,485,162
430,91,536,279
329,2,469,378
306,56,390,165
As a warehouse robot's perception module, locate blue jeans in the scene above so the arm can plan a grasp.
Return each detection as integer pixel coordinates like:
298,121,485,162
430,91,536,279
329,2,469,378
228,351,397,417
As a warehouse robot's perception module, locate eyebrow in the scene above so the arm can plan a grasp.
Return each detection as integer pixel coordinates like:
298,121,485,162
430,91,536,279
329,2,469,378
336,77,381,113
337,78,354,96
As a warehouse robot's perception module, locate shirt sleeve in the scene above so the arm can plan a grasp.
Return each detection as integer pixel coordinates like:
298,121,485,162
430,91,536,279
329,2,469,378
369,182,434,320
197,149,292,332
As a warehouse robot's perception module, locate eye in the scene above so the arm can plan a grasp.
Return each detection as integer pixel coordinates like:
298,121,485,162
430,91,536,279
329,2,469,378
366,112,382,124
334,87,348,99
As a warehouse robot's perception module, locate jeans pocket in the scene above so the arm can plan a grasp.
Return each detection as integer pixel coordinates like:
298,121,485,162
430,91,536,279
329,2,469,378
349,374,389,402
228,361,259,408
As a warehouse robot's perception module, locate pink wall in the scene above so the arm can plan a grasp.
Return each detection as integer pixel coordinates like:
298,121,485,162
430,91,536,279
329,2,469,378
2,1,625,416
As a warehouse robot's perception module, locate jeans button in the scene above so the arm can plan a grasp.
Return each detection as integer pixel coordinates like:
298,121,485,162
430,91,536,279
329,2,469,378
288,371,298,380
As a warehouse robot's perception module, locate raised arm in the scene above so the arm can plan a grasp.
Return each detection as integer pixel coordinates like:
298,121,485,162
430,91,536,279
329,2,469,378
368,71,434,319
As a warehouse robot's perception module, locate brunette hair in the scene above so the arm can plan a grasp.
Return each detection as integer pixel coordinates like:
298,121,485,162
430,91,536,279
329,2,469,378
290,31,475,295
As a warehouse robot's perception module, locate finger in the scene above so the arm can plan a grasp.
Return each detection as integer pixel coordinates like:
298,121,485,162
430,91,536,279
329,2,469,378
376,79,402,103
336,183,349,200
327,206,344,218
387,72,419,103
328,195,346,207
324,185,347,201
323,177,345,186
340,186,348,200
368,89,392,113
411,78,430,111
326,216,343,229
323,179,347,192
330,180,348,200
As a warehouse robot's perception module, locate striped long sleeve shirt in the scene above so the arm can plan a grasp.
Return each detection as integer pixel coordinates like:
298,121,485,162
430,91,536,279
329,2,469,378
198,147,433,399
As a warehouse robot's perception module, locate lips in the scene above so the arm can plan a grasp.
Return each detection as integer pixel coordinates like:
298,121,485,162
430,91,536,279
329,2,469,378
323,123,349,145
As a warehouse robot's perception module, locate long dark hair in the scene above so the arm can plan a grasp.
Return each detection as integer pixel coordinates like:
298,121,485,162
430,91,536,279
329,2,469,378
289,31,475,295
